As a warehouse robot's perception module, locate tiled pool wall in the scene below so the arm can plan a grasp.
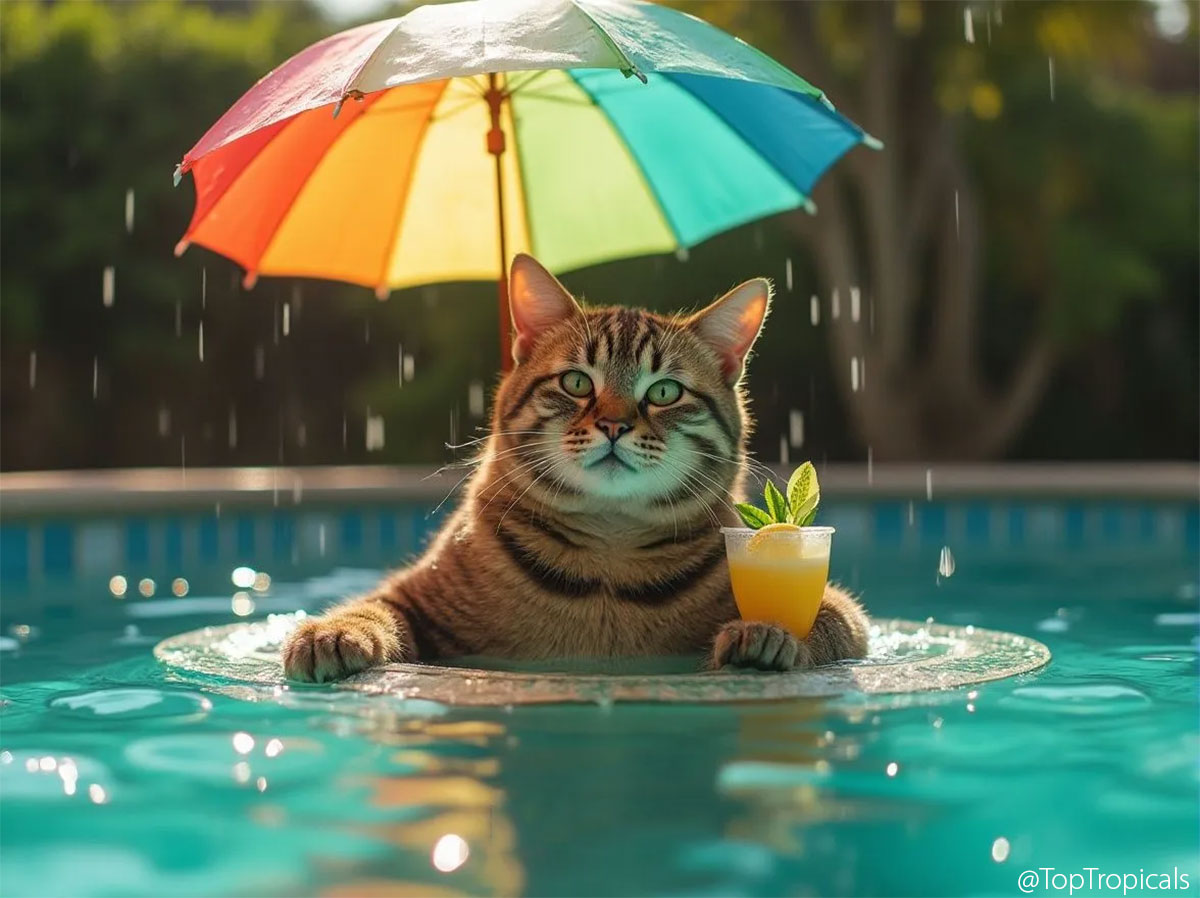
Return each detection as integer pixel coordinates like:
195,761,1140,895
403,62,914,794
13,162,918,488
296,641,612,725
2,498,1197,598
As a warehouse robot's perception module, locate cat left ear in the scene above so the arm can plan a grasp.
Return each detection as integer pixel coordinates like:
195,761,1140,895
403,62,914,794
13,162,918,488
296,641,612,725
686,278,772,384
509,253,581,364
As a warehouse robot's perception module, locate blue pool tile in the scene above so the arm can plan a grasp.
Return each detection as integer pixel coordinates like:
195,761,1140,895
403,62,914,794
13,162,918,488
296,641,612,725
1099,505,1124,543
125,518,150,565
272,515,295,560
199,518,219,561
919,505,947,542
164,519,183,565
1,527,29,581
235,516,255,559
379,511,397,550
1007,506,1026,545
873,502,905,545
43,523,74,576
964,503,991,544
1064,504,1086,547
341,513,363,551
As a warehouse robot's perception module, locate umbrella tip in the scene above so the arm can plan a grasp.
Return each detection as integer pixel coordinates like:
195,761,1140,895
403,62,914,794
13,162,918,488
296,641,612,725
173,240,190,258
862,134,884,151
243,272,258,290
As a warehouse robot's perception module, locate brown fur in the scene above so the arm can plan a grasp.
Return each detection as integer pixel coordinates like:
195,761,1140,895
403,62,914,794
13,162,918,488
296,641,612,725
283,255,869,682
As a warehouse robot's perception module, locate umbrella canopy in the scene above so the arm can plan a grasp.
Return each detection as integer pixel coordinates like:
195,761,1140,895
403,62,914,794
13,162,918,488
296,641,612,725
175,0,876,360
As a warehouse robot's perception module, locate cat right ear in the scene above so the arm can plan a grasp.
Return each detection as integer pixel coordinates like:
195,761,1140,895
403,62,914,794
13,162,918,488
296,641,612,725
509,254,581,364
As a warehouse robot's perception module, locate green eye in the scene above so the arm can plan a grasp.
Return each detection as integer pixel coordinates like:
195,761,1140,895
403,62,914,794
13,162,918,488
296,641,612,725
646,378,683,407
560,370,594,398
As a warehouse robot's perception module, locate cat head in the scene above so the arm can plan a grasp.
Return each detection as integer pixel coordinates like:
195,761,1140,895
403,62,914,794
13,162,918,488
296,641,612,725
488,253,770,509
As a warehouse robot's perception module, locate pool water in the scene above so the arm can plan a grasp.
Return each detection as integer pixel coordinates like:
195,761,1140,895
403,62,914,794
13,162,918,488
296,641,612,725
1,500,1197,897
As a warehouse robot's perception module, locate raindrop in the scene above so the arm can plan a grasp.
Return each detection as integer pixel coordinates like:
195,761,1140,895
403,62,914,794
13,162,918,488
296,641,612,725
28,351,36,389
403,354,415,382
318,524,327,556
365,414,385,451
963,7,975,42
850,357,860,392
157,406,170,437
850,286,861,323
778,435,788,465
102,267,115,307
809,295,820,326
198,321,205,362
860,357,867,391
124,188,134,234
201,269,207,309
92,357,99,399
785,258,794,292
954,191,960,239
468,381,485,417
788,409,805,448
174,301,182,337
228,406,237,449
925,468,934,501
1047,57,1056,101
282,302,290,337
938,546,956,579
398,343,404,387
831,288,840,320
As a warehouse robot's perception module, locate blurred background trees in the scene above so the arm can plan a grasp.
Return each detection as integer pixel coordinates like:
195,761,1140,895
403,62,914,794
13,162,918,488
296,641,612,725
1,0,1196,471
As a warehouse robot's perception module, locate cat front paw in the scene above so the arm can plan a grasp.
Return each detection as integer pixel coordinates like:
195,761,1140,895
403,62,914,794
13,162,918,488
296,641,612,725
711,620,809,671
282,608,402,683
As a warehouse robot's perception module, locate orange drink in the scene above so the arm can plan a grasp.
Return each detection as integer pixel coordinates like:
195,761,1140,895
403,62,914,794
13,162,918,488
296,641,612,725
721,524,834,639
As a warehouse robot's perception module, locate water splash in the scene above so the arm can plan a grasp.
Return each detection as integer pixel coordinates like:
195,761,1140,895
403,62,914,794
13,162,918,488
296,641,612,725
124,189,134,234
365,414,385,451
809,295,820,326
963,7,975,42
938,546,957,580
102,267,115,307
28,351,36,389
788,410,804,448
785,258,794,292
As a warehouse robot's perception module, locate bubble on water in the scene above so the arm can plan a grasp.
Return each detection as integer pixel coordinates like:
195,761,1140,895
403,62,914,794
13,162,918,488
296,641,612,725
963,6,975,42
232,566,256,589
831,288,840,320
102,266,115,307
432,833,470,873
850,286,861,323
109,575,128,598
198,321,204,362
1047,57,1055,101
28,351,36,389
785,258,793,292
124,188,134,233
468,381,486,417
366,414,385,451
254,344,265,380
282,302,290,337
925,468,934,501
938,546,956,579
809,294,820,326
788,410,804,448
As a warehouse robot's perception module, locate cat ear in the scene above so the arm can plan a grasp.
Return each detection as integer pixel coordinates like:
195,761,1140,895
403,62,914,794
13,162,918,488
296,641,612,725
686,278,772,384
509,254,581,364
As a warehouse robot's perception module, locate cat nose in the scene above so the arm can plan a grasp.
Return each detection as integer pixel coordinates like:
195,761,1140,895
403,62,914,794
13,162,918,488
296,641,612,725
595,418,633,443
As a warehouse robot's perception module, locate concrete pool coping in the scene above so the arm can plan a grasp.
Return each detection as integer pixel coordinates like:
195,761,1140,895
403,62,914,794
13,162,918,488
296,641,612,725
0,463,1195,514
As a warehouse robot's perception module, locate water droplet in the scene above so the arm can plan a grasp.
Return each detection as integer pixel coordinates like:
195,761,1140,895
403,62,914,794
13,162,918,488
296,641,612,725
102,266,115,307
171,578,189,597
468,381,485,417
88,783,107,804
282,302,290,337
809,295,820,326
198,321,204,362
785,258,794,292
963,7,975,42
231,592,255,616
137,578,155,598
867,446,874,485
831,288,840,319
925,468,934,501
92,357,99,399
28,351,36,389
954,190,960,239
232,567,256,589
885,761,899,777
778,434,788,465
432,833,470,873
366,414,385,451
850,357,860,392
991,837,1010,863
109,575,128,598
318,524,327,556
201,268,207,308
938,546,956,579
788,410,805,448
124,188,134,233
850,286,861,322
403,354,415,382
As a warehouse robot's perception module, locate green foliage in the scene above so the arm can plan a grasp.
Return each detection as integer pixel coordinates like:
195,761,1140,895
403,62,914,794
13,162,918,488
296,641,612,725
736,462,821,528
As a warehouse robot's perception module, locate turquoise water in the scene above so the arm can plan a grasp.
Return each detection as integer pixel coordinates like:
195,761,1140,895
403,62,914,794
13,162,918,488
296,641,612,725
1,500,1197,897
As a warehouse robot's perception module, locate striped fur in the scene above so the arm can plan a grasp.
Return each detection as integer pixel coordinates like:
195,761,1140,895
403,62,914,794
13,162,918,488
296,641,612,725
283,255,869,682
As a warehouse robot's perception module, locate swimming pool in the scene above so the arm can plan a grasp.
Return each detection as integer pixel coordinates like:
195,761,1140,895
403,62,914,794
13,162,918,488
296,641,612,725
2,491,1197,896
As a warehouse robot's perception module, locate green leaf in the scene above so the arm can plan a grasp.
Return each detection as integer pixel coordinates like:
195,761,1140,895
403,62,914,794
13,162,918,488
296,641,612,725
763,480,789,522
787,462,820,526
735,503,772,529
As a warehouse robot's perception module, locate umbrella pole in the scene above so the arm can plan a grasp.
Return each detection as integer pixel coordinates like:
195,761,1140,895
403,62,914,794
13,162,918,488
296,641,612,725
486,73,513,372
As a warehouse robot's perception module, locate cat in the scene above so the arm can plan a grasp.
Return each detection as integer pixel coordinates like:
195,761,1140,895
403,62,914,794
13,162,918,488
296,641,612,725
282,254,869,682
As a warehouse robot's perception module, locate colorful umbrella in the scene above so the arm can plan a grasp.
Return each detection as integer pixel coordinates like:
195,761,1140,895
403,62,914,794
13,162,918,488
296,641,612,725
175,0,876,367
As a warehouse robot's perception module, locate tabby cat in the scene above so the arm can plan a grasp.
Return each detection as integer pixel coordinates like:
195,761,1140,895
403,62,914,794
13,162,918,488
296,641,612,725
282,254,869,682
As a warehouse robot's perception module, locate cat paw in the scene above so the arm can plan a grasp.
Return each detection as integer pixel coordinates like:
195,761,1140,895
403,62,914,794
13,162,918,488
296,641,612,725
282,610,401,683
711,620,808,671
